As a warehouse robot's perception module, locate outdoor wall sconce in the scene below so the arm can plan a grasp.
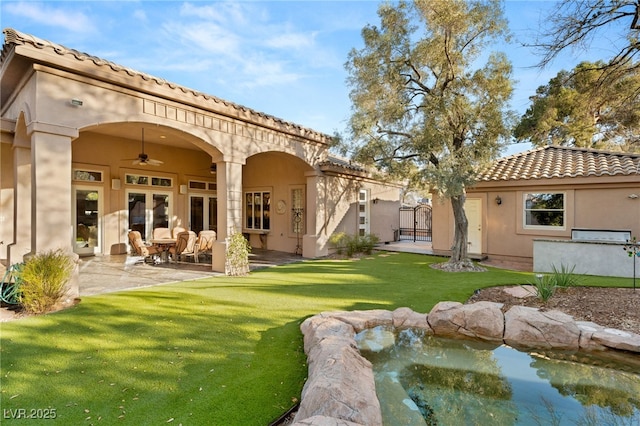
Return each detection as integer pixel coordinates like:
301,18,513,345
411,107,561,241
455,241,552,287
495,195,502,205
70,98,83,106
373,198,380,204
629,194,639,199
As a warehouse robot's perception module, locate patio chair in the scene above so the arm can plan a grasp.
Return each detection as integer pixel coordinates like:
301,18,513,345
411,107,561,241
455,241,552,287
128,230,160,263
152,227,172,240
169,231,197,262
195,230,216,262
172,226,186,239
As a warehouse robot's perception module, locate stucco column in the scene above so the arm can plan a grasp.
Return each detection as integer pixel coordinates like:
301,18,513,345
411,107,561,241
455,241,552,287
28,123,77,255
28,123,80,303
7,140,31,265
302,170,326,258
212,159,244,273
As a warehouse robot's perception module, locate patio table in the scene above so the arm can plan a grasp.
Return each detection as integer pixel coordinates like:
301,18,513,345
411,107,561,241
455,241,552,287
151,239,176,263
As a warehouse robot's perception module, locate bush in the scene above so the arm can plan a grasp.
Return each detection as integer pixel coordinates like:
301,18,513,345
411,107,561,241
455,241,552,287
225,229,251,276
19,249,75,314
329,232,380,257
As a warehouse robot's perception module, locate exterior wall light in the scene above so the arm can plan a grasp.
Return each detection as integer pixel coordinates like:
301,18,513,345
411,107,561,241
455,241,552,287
70,98,83,106
495,195,502,205
629,194,639,199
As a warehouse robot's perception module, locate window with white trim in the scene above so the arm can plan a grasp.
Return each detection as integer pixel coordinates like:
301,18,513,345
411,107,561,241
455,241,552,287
524,193,565,228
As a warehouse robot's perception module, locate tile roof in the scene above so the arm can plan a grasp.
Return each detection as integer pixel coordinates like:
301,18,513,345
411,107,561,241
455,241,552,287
477,146,640,182
1,28,329,143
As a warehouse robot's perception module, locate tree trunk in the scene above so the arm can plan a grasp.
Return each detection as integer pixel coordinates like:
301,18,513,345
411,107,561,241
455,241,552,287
450,193,469,263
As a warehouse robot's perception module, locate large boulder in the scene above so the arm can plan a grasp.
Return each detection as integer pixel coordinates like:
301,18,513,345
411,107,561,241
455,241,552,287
392,307,431,332
428,301,504,341
504,306,580,350
295,337,382,425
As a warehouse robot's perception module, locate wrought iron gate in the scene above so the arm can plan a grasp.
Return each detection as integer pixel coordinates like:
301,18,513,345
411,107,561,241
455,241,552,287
399,204,432,242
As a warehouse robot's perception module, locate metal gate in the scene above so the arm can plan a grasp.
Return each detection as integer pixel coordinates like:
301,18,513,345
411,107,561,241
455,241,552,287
399,204,432,242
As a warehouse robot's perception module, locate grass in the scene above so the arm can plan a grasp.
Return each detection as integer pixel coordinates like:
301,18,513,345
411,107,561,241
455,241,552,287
0,252,632,425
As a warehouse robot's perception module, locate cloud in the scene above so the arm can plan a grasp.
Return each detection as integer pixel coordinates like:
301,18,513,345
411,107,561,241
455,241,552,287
4,1,94,33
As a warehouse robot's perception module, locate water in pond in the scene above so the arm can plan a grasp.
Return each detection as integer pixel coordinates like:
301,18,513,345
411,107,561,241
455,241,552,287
356,326,640,425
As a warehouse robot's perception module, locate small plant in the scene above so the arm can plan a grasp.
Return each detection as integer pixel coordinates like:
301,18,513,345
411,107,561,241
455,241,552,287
550,264,580,288
18,249,75,314
225,229,251,276
531,273,556,301
528,263,579,301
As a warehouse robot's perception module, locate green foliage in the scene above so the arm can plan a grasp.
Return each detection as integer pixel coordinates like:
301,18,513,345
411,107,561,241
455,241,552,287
530,264,579,301
514,61,640,152
329,232,380,256
551,264,580,288
225,228,251,276
531,273,556,301
18,249,75,314
344,0,514,262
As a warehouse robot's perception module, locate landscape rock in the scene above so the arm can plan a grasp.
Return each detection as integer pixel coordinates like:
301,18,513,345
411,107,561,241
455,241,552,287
504,306,580,350
428,301,504,341
392,307,431,331
322,310,393,333
292,415,364,426
295,337,382,425
591,328,640,352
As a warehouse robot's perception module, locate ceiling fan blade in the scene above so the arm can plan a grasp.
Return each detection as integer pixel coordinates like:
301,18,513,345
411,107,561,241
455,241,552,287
146,158,164,166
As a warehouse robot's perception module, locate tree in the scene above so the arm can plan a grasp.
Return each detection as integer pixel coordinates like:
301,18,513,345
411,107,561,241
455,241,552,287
533,1,640,98
514,61,640,151
344,0,514,269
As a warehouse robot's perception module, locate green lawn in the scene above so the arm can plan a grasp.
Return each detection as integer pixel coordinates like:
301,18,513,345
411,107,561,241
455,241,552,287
0,252,631,425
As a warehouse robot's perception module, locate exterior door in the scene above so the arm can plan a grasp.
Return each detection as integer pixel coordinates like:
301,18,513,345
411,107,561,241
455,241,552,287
465,198,482,255
358,189,370,236
189,194,217,235
73,186,102,256
127,190,172,241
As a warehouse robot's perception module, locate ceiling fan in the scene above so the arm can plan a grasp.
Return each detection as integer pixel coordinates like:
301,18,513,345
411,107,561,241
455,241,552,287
130,129,163,166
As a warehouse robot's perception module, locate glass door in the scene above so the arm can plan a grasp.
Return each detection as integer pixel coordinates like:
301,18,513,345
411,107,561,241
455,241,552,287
189,194,217,235
127,190,172,241
73,187,102,256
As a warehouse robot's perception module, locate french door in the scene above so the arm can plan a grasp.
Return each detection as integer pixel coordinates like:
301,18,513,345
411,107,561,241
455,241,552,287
189,194,217,235
73,186,102,255
127,190,172,241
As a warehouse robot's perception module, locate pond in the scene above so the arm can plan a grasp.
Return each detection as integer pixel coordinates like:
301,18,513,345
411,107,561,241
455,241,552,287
356,326,640,425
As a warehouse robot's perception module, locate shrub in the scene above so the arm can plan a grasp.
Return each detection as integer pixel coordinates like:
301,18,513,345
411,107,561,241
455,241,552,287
18,249,75,314
225,229,251,276
329,232,380,257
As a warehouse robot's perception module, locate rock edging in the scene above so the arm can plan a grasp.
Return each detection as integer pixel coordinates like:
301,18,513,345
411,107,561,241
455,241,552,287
293,302,640,426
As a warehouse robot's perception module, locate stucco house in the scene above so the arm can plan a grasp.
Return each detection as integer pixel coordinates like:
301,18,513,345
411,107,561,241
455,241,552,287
432,146,640,275
0,28,401,274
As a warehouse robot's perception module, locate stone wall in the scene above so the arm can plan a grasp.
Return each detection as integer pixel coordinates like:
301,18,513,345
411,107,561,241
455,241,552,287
293,303,640,426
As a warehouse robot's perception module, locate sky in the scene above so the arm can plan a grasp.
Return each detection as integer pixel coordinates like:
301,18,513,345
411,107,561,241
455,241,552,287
0,1,628,156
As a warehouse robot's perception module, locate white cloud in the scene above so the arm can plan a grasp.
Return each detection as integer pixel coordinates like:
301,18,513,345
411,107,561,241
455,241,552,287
4,1,94,33
265,32,316,50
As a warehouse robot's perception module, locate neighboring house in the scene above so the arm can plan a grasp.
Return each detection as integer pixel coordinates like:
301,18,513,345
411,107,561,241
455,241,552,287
0,28,401,273
432,146,640,272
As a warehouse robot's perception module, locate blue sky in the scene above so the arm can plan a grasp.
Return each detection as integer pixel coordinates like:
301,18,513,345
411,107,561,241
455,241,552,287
1,1,627,156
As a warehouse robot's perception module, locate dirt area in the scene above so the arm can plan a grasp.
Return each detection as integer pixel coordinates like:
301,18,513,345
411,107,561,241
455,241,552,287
468,286,640,335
